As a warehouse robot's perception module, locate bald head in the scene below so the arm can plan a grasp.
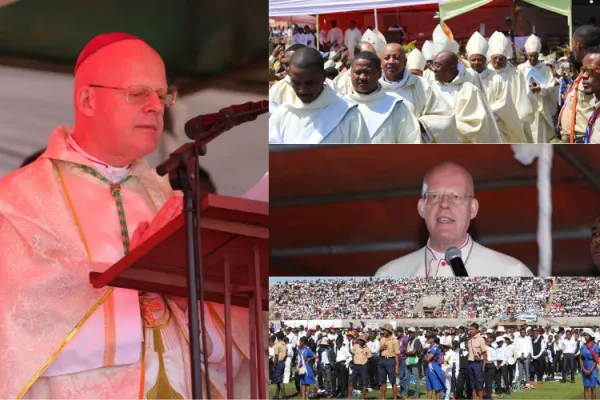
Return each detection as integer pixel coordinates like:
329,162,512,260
359,41,376,54
433,51,459,83
289,47,324,72
423,162,474,196
73,38,168,167
381,43,406,81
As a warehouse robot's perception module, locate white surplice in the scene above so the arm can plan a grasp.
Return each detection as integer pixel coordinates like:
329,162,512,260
345,86,421,144
269,84,370,144
517,61,558,143
269,75,297,112
478,68,530,143
489,64,535,141
374,235,533,277
332,70,353,96
379,69,457,143
430,70,505,143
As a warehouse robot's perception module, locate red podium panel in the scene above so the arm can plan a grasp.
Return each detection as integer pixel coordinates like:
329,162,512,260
89,194,268,399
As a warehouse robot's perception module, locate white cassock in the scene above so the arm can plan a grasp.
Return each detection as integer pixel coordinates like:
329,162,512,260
490,64,535,141
430,70,505,143
374,235,533,277
379,69,457,143
478,68,529,143
345,86,421,144
518,61,558,143
269,75,297,113
269,84,370,144
344,28,362,57
332,70,352,96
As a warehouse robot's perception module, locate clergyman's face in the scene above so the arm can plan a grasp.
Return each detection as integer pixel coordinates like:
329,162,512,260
351,58,380,94
288,65,325,103
490,54,507,70
469,54,487,74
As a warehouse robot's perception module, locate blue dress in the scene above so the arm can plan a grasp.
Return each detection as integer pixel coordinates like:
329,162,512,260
425,344,447,393
298,347,316,385
580,342,600,389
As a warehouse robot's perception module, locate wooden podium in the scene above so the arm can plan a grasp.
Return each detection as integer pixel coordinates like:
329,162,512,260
89,194,269,399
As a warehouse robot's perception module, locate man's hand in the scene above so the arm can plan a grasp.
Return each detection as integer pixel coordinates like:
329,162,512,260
130,196,183,251
130,221,150,250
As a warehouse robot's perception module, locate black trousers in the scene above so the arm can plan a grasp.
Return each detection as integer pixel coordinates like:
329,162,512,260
553,351,562,377
484,364,496,398
562,353,576,382
456,368,472,399
495,364,510,393
335,362,349,395
530,357,544,381
368,356,380,388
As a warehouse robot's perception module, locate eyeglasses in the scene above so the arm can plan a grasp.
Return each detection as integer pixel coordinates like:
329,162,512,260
89,84,177,107
582,66,600,77
423,192,474,205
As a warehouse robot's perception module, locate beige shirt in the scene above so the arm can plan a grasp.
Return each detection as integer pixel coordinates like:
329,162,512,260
274,341,288,361
467,333,487,361
380,336,400,358
352,344,372,365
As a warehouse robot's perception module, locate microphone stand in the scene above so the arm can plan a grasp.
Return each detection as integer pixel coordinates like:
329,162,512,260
155,108,265,399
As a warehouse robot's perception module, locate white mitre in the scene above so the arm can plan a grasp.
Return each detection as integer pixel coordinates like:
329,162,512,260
432,23,459,55
362,28,387,55
488,31,513,59
466,31,488,58
407,48,426,71
524,34,542,53
422,40,434,61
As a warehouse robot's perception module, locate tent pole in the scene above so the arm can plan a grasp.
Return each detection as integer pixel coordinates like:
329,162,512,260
316,14,320,50
374,8,378,31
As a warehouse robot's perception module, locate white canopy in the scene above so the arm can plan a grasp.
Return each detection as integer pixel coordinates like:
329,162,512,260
0,65,267,197
269,0,440,16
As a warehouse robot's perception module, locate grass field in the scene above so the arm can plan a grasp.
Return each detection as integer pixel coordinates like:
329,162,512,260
268,376,589,399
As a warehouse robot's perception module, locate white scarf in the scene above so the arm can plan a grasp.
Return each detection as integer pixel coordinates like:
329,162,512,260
379,67,411,91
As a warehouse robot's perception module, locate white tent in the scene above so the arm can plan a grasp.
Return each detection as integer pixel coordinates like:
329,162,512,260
269,0,439,16
0,65,268,197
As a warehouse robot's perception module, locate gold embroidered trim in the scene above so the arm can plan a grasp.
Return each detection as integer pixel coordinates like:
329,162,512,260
17,287,115,399
53,161,92,259
102,293,117,367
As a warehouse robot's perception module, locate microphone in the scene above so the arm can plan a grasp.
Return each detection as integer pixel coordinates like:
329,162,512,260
445,247,468,277
184,100,268,140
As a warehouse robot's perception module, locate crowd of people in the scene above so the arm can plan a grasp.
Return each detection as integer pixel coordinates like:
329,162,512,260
269,277,599,320
268,19,600,144
269,323,600,399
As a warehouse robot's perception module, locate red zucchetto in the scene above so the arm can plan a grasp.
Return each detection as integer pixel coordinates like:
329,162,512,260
74,32,143,74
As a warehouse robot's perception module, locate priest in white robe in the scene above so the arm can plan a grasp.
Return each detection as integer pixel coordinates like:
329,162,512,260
517,35,558,143
378,43,456,143
269,47,370,144
423,23,484,94
430,51,504,143
488,31,535,141
344,51,421,143
375,162,533,277
269,44,306,112
332,41,378,96
466,31,529,143
0,33,256,399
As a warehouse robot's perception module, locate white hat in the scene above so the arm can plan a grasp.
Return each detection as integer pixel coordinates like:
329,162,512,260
496,326,506,333
422,40,434,61
495,336,505,343
582,328,595,338
407,49,426,71
486,329,494,334
362,29,387,55
432,23,456,56
466,31,488,58
408,327,416,333
488,31,513,59
524,34,542,53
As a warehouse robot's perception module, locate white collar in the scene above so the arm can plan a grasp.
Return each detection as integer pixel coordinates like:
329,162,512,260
379,68,411,90
67,135,131,183
426,235,472,261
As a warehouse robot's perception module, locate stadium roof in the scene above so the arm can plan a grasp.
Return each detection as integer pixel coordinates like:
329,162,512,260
270,145,600,277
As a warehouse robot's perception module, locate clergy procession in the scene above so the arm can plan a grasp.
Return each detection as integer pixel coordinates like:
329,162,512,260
268,20,600,144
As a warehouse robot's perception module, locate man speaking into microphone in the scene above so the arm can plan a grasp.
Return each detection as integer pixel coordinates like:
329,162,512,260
375,162,533,277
